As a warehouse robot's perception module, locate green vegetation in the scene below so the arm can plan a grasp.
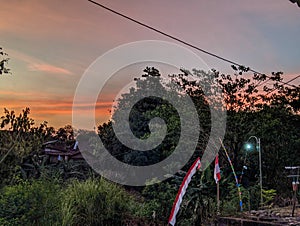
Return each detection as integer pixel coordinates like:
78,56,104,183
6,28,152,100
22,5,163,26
0,179,61,225
61,178,133,226
0,178,140,226
0,66,299,225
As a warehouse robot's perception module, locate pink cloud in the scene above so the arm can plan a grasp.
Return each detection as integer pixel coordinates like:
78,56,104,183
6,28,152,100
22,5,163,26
28,63,72,75
8,49,72,75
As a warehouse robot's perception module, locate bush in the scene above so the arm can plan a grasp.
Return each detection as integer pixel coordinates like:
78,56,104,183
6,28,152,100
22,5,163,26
60,178,132,226
221,182,250,215
0,179,61,226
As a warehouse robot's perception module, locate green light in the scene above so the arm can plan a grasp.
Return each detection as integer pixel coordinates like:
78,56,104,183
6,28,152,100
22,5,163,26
245,143,253,151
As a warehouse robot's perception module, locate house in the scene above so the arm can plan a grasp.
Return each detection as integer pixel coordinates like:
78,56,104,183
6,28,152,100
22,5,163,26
42,140,83,163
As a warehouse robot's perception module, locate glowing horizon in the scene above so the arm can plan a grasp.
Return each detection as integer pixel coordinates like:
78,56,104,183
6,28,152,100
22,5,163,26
1,0,299,129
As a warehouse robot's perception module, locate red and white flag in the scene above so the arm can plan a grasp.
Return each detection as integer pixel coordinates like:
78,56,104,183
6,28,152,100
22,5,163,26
214,155,221,184
168,157,201,226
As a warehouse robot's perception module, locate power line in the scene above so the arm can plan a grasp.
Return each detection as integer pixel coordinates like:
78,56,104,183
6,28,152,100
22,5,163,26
243,74,300,108
88,0,298,89
264,74,300,97
255,74,300,91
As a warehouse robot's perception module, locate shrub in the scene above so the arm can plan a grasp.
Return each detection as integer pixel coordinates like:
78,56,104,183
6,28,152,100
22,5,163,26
221,182,250,215
60,178,132,226
0,179,61,226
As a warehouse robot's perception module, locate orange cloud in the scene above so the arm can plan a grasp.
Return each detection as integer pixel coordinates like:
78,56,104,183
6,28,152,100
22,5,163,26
0,91,113,129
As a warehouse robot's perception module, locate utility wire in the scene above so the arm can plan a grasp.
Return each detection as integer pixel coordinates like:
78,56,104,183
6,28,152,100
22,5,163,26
264,74,300,97
255,73,300,90
88,0,298,88
243,74,300,109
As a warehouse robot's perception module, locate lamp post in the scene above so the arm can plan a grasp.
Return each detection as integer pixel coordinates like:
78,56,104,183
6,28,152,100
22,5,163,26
245,136,263,208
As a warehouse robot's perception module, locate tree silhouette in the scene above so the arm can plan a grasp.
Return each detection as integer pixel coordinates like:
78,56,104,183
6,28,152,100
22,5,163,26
0,47,10,75
289,0,300,7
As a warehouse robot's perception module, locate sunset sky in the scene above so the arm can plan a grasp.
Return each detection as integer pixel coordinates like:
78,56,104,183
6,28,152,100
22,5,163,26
1,0,300,129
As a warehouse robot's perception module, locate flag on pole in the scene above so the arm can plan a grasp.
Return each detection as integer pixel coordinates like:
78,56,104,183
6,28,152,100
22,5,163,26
168,157,201,226
214,155,221,184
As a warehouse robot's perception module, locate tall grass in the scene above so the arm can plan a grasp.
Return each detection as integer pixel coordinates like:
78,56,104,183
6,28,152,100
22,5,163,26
0,176,141,225
61,178,132,226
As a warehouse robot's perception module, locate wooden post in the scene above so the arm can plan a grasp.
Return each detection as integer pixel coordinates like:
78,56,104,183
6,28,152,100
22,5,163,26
285,166,299,217
292,190,296,217
217,182,220,215
292,182,298,217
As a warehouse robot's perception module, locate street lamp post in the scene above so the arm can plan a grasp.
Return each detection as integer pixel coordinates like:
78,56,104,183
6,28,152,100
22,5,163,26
246,136,263,208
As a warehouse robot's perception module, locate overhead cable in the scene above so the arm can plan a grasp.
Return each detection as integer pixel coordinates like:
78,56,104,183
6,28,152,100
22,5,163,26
88,0,298,88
